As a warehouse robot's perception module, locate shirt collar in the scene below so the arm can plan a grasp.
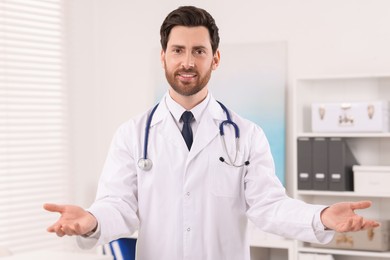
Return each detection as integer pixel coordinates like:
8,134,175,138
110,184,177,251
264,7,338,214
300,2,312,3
165,91,210,123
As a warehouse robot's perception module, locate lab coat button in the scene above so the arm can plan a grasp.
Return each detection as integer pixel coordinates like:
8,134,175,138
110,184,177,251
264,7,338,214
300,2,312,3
186,192,190,196
187,227,191,232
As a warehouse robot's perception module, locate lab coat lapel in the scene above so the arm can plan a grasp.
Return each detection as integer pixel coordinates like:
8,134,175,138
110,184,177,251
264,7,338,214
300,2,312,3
151,100,187,150
187,97,225,162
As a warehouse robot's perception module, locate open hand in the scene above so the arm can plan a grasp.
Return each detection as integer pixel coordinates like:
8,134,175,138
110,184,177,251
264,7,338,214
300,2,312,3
43,203,98,237
320,200,380,232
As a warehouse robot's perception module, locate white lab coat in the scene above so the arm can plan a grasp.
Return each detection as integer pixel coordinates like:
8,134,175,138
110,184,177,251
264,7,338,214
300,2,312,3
78,94,332,260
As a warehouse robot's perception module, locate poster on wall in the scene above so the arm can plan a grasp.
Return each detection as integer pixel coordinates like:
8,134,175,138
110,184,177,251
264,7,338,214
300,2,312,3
155,42,286,185
210,42,286,185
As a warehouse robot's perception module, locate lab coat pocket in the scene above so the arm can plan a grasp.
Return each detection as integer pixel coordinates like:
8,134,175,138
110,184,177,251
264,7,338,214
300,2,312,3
211,151,245,198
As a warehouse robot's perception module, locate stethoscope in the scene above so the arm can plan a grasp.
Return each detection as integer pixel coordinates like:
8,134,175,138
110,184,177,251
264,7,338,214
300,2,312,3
137,101,250,171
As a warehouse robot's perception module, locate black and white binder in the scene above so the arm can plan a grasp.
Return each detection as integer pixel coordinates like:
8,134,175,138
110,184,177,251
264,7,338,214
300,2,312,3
328,138,358,191
297,138,313,190
312,137,328,190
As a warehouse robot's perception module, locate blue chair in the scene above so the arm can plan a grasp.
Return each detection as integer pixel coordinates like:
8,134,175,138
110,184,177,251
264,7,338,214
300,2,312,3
103,238,137,260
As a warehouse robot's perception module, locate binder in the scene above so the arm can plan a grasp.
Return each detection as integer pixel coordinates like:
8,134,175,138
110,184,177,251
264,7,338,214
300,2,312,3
297,138,313,190
312,137,328,190
328,138,358,191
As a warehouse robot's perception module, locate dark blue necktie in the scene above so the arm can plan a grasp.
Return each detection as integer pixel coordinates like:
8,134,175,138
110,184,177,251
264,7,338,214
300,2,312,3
181,111,194,150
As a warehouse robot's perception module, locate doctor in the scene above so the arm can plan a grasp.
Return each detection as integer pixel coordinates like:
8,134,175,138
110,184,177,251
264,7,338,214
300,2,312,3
44,6,379,260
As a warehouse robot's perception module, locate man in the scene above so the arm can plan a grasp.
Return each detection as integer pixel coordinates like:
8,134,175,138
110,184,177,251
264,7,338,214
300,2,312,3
45,6,379,260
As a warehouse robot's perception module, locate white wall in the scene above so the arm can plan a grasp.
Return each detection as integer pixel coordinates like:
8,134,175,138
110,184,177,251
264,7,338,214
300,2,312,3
66,0,390,206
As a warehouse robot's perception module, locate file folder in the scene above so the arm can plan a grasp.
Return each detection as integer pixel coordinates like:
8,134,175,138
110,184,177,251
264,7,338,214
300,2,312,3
312,137,328,190
297,138,313,190
328,138,358,191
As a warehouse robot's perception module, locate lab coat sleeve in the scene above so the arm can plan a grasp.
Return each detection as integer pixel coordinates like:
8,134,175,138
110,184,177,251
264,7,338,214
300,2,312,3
244,125,334,244
77,121,139,249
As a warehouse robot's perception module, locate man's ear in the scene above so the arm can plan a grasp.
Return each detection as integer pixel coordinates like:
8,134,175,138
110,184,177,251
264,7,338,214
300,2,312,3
212,49,220,70
160,49,166,69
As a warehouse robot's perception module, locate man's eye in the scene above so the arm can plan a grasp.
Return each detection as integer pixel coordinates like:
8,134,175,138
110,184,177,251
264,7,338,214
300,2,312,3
173,49,182,54
195,49,205,55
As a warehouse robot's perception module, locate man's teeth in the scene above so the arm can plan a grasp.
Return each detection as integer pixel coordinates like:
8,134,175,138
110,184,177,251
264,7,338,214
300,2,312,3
180,74,195,78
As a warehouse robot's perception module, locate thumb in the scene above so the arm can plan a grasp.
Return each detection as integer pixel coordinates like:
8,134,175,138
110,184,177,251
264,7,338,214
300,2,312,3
350,200,372,211
43,203,65,213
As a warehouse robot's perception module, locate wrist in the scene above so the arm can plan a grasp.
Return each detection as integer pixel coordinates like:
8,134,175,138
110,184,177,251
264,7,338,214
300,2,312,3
82,223,98,237
82,212,98,237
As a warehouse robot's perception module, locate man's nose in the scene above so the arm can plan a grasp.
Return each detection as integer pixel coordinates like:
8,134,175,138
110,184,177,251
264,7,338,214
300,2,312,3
181,52,195,69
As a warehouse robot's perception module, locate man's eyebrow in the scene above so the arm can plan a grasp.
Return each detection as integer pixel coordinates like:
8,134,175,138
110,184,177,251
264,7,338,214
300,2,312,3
169,45,208,49
192,45,208,50
169,45,185,49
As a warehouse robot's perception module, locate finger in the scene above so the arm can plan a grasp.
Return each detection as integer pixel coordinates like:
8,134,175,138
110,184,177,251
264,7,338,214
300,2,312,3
56,229,65,237
53,225,65,237
62,224,76,236
351,216,364,231
47,221,62,233
43,203,65,213
362,219,381,229
350,200,372,211
47,224,56,233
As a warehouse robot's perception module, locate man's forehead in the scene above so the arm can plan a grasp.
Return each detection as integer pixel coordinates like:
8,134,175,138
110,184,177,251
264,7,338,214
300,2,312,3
167,26,212,48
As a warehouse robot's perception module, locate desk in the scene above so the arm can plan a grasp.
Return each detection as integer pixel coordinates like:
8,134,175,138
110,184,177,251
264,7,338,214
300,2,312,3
1,250,113,260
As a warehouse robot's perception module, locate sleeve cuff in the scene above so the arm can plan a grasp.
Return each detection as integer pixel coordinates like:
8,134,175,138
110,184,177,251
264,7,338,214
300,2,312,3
76,224,101,250
313,206,327,231
81,222,101,238
312,206,335,244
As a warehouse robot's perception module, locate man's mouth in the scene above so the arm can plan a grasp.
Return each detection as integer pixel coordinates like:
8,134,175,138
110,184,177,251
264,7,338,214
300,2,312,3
176,71,197,81
178,73,196,78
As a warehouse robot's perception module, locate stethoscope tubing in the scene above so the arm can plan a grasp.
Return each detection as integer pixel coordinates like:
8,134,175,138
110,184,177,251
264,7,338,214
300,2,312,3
142,103,159,160
139,101,249,171
217,101,239,139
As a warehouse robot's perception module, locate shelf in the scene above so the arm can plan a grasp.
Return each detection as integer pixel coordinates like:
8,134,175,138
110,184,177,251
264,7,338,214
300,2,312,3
296,74,390,81
299,246,390,258
250,238,294,249
251,238,295,260
297,132,390,138
297,190,390,198
294,75,390,260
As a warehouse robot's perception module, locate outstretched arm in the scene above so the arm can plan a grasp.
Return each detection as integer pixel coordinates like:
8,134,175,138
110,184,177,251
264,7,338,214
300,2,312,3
320,200,380,232
44,203,98,237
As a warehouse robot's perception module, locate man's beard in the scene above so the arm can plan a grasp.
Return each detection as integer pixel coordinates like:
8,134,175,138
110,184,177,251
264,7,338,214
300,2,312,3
164,63,212,96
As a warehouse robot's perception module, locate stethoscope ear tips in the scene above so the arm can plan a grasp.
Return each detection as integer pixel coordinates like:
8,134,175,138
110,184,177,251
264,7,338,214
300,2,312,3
219,156,250,167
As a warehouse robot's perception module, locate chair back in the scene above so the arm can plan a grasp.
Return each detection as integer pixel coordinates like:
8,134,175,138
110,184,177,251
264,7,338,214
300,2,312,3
103,238,136,260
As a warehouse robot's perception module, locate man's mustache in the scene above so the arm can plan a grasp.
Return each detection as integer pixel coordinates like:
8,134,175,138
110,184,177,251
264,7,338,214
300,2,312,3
175,68,197,74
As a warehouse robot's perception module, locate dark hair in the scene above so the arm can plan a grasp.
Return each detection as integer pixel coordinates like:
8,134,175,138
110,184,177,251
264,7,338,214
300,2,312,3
160,6,220,54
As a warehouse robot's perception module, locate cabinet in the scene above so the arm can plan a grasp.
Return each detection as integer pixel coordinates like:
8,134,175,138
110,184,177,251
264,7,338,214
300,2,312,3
292,75,390,260
249,223,294,260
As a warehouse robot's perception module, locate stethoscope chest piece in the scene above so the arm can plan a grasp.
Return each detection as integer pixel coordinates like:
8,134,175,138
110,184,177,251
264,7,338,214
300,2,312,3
138,158,153,171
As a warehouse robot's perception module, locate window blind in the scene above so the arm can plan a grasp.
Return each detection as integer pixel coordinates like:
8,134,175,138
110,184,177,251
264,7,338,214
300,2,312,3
0,0,69,253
